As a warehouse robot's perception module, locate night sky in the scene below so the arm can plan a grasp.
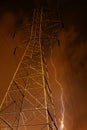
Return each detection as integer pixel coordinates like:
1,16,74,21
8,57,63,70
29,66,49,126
0,0,87,130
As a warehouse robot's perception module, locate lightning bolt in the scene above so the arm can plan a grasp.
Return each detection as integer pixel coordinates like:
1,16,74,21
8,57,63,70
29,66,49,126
50,46,65,130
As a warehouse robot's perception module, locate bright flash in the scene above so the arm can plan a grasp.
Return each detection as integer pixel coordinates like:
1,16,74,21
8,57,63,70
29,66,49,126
61,120,64,129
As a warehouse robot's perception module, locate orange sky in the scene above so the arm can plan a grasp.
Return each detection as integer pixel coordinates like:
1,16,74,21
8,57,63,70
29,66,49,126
0,0,87,130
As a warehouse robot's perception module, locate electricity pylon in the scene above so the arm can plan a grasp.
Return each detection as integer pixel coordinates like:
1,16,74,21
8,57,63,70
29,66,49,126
0,8,62,130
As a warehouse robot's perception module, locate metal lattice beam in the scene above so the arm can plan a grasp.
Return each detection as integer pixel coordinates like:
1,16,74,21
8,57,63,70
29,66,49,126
0,8,62,130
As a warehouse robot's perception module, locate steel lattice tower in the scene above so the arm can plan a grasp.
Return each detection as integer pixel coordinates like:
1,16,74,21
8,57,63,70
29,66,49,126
0,8,63,130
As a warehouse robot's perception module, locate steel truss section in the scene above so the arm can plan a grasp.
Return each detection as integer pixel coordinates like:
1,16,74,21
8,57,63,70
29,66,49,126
41,8,63,48
0,8,61,130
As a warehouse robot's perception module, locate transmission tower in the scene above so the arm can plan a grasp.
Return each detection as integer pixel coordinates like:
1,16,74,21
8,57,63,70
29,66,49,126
0,8,63,130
